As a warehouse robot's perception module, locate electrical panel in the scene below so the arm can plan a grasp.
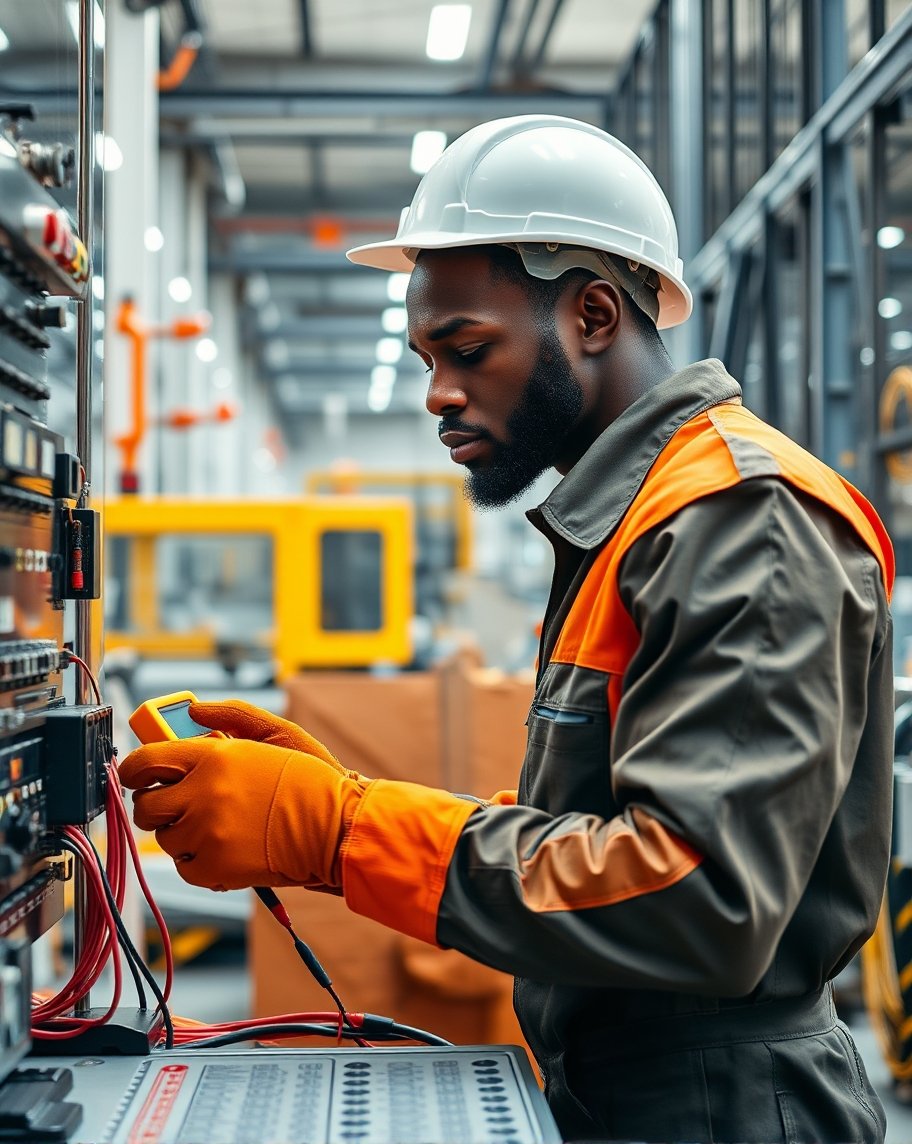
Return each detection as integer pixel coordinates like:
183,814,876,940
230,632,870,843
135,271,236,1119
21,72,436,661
0,94,95,1092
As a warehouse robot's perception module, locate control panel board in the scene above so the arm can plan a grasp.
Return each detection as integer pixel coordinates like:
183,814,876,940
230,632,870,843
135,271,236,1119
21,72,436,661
41,1048,560,1144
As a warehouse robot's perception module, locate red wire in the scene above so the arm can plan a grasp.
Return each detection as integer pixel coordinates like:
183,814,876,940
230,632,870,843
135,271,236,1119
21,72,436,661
64,653,102,704
32,827,123,1036
106,761,174,1001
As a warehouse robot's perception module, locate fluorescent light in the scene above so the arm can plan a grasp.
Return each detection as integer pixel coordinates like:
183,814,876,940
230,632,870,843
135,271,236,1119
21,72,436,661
0,27,9,52
168,276,192,303
387,273,410,302
891,331,912,352
860,346,875,365
376,337,403,364
368,387,392,413
144,226,164,252
426,4,472,61
878,226,905,250
96,132,123,172
411,130,447,175
92,276,104,300
212,367,233,389
195,337,218,363
878,297,902,319
381,307,408,334
371,365,397,389
66,1,104,49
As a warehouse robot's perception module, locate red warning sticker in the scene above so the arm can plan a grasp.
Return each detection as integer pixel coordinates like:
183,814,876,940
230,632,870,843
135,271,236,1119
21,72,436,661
127,1063,188,1143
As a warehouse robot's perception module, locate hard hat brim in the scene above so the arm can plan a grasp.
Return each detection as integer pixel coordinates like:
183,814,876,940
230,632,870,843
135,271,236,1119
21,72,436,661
346,235,693,330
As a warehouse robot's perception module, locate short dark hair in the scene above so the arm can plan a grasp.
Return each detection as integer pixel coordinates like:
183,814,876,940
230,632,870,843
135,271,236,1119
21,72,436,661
482,244,665,349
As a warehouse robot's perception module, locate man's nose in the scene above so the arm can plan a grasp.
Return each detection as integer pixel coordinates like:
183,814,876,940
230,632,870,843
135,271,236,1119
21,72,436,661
425,371,467,417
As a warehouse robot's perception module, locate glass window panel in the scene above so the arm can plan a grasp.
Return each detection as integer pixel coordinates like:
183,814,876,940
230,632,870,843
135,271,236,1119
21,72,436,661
320,530,383,632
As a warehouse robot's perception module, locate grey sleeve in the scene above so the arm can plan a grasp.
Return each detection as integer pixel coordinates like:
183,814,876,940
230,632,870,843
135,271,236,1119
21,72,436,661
436,479,890,991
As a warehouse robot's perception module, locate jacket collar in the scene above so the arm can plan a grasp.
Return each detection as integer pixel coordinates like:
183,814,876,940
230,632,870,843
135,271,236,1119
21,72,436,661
528,358,742,550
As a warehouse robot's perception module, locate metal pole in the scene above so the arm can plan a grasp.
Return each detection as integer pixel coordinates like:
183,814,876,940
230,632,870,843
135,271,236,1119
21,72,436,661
74,0,96,1016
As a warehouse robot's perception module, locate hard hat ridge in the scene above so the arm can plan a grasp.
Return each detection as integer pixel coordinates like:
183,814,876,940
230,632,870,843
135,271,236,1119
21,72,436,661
347,114,692,329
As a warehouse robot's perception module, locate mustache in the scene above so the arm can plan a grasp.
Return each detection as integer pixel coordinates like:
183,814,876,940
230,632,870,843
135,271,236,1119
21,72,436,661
438,417,493,441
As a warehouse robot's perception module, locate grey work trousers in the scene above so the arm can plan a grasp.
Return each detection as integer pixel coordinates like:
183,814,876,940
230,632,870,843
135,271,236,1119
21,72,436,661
546,985,887,1143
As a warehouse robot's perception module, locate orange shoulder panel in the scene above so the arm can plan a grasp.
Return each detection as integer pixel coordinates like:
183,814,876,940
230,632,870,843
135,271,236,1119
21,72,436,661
552,402,894,722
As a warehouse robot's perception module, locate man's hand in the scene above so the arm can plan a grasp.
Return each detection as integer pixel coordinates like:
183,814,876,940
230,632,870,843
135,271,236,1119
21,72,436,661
187,699,362,780
118,737,368,892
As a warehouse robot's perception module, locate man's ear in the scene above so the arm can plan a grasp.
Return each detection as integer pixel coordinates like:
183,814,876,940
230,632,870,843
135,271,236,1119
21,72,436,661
576,280,622,355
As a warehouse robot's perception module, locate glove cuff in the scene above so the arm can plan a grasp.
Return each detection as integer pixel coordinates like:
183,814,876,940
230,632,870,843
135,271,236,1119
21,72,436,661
341,780,480,946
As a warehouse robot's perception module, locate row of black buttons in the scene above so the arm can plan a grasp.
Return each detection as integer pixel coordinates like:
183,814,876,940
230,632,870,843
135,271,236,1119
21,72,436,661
0,489,52,515
0,306,49,352
0,641,58,690
0,247,43,297
0,359,49,402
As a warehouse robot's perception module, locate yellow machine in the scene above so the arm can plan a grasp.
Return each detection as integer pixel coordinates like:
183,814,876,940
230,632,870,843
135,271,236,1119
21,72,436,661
102,496,414,678
306,468,473,572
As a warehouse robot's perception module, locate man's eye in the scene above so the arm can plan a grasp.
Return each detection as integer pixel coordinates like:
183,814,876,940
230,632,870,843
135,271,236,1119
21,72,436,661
456,346,487,364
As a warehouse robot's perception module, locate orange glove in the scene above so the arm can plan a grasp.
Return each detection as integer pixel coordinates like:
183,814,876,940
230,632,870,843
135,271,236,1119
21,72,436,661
118,736,367,892
187,698,363,779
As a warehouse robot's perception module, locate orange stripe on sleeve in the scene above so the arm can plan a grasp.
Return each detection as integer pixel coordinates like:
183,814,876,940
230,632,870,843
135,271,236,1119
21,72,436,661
519,807,702,913
341,780,480,946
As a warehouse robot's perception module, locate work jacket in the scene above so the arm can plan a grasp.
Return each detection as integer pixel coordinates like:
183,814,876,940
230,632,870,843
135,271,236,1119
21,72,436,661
346,359,894,1083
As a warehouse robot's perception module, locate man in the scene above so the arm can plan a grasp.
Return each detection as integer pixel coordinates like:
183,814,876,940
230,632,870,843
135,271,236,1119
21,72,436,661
121,116,894,1142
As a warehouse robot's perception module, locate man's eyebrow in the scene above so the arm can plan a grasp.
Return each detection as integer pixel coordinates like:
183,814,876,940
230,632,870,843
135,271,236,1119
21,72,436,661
407,317,483,352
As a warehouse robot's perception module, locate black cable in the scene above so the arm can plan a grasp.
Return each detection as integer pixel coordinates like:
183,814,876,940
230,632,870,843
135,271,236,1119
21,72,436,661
182,1022,363,1049
68,836,175,1050
253,887,364,1040
83,837,175,1050
180,1019,452,1051
384,1022,452,1047
54,837,147,1012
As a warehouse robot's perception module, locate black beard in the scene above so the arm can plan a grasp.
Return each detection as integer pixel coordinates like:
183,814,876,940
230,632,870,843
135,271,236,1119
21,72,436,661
463,329,584,509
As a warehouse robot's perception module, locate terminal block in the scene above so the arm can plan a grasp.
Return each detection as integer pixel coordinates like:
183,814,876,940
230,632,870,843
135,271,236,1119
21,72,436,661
42,705,112,825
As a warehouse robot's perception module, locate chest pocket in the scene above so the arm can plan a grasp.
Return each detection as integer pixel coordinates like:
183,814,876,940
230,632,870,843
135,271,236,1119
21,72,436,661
520,661,615,817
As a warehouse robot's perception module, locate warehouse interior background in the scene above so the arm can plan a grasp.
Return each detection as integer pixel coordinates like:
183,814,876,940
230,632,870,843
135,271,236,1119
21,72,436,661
1,0,912,1139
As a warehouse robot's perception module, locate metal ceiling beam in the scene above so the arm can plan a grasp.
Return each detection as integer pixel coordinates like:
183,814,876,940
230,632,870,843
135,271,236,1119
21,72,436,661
262,362,424,379
299,0,313,58
478,0,512,91
250,317,385,339
161,128,417,147
529,0,569,71
209,249,372,273
512,0,544,76
158,88,610,120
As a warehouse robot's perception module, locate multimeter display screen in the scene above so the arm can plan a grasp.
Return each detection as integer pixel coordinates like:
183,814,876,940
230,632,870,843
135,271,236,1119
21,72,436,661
159,701,210,738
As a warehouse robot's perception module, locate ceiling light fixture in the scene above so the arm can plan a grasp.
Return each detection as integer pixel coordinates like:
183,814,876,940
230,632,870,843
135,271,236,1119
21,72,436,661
376,337,403,364
381,307,408,334
96,133,123,172
387,273,410,303
0,27,10,52
195,338,218,363
878,297,902,320
877,226,905,250
144,226,164,253
411,131,447,175
426,4,472,61
168,276,192,303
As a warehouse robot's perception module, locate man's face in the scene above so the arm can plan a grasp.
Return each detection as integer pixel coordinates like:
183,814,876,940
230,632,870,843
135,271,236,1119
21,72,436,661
406,249,586,508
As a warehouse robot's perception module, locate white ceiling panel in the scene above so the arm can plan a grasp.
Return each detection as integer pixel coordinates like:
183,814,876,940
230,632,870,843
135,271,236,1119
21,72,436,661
199,0,302,55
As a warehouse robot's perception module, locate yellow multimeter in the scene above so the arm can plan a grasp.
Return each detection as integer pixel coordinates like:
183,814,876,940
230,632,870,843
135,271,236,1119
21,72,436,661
129,690,225,744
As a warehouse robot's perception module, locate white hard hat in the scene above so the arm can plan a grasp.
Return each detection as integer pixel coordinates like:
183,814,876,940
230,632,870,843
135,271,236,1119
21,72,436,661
347,114,692,329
